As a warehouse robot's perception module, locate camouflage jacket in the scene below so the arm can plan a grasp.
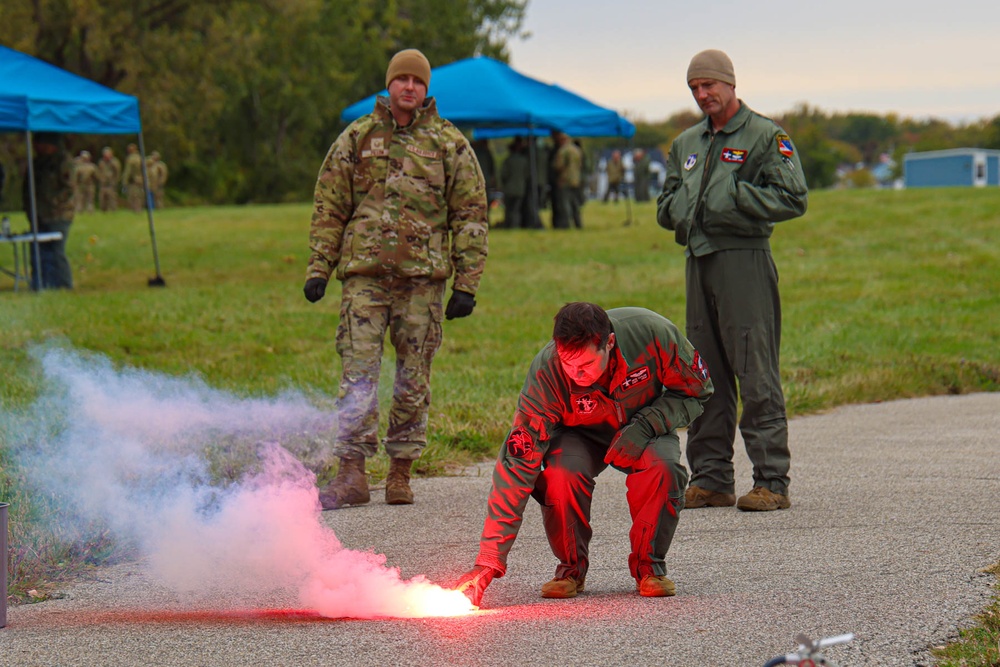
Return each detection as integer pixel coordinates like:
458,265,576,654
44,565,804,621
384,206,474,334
97,157,121,186
122,153,144,186
23,150,75,221
307,96,489,294
474,307,714,576
553,141,582,188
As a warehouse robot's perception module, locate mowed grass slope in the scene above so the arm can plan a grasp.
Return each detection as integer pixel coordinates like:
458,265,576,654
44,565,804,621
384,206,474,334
1,186,998,464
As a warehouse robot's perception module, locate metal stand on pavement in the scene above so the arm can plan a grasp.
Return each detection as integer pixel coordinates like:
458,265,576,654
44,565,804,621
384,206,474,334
1,502,8,629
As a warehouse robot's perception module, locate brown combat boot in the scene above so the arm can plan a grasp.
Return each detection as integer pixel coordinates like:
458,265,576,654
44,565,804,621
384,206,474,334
318,456,370,510
636,574,676,597
540,576,586,599
684,485,737,509
385,457,414,505
736,487,791,511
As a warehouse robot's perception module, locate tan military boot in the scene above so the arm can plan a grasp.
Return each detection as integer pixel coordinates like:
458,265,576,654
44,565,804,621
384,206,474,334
736,487,791,511
684,485,736,509
636,574,676,597
385,457,414,505
318,456,370,510
540,576,585,599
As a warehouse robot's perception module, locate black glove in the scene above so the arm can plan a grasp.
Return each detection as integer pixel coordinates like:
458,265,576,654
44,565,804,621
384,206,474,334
445,290,476,320
604,414,655,468
454,564,497,607
303,277,328,303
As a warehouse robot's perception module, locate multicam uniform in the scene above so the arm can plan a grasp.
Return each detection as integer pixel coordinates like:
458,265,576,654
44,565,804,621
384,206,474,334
97,154,121,211
473,307,713,584
73,158,97,213
552,139,582,229
122,150,144,212
656,101,807,497
307,95,488,460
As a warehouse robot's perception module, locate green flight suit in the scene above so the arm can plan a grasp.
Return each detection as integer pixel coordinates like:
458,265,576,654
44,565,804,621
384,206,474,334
656,101,807,496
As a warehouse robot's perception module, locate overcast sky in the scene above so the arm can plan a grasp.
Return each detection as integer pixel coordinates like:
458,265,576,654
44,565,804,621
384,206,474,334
505,0,1000,124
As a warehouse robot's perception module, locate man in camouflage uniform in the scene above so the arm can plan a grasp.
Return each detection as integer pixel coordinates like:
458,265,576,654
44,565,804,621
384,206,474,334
147,150,168,208
499,136,530,229
23,133,75,289
551,131,583,229
604,150,624,202
455,303,713,607
121,143,145,212
97,146,122,212
73,150,98,213
304,48,489,510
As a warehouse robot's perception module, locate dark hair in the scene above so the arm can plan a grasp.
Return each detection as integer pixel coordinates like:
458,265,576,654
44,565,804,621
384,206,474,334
553,302,612,352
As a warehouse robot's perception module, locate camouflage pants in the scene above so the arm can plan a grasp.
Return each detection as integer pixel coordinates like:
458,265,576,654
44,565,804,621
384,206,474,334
333,275,445,460
127,184,144,212
99,186,118,211
75,186,95,213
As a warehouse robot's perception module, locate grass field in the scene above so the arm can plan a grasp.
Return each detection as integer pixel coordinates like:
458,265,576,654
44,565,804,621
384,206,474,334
1,187,999,655
3,187,998,448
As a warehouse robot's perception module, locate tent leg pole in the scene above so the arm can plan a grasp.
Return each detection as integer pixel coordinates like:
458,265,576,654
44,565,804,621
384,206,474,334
137,132,165,287
24,132,45,290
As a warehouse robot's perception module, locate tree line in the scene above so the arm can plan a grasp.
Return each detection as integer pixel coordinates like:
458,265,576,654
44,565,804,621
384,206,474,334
0,0,528,205
3,0,998,202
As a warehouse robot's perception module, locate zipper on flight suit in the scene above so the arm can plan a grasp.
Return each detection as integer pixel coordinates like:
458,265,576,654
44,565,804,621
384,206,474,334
691,130,717,235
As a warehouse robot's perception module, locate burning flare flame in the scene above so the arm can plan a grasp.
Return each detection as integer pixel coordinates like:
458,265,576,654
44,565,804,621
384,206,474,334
401,581,478,617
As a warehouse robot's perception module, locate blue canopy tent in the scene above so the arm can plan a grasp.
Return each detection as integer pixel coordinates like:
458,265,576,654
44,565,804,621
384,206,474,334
341,56,635,137
341,56,636,225
0,45,164,288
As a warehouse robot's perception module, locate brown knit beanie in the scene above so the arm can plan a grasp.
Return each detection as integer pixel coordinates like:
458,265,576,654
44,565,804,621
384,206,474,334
385,49,432,88
687,49,735,86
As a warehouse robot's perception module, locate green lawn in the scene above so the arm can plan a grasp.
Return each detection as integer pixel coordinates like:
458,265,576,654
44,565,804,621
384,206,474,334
3,187,998,451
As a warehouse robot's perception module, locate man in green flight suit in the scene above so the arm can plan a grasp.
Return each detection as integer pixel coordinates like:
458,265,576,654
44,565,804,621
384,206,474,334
656,49,808,512
455,302,713,607
304,48,489,510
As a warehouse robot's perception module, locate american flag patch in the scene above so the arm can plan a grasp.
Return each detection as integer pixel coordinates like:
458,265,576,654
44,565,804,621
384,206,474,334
777,134,794,158
721,148,747,163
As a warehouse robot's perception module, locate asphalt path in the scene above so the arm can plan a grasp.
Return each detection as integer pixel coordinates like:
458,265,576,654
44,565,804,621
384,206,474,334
2,393,998,666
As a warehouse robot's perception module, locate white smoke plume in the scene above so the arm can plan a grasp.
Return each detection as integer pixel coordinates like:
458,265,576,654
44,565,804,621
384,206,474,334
3,346,472,618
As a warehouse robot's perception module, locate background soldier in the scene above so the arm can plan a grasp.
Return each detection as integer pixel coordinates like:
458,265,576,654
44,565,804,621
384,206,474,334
303,48,489,510
121,143,144,212
97,146,122,212
633,148,652,202
147,150,168,208
604,150,624,202
551,131,582,229
499,136,530,229
23,133,75,289
73,150,97,213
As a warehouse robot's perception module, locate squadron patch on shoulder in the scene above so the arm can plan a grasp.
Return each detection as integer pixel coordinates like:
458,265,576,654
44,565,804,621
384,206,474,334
721,148,747,163
506,427,534,458
777,134,794,158
620,367,650,391
683,153,698,170
692,351,710,380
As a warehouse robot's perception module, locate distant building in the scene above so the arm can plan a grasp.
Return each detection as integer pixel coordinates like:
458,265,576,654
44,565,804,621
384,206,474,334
903,148,1000,188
